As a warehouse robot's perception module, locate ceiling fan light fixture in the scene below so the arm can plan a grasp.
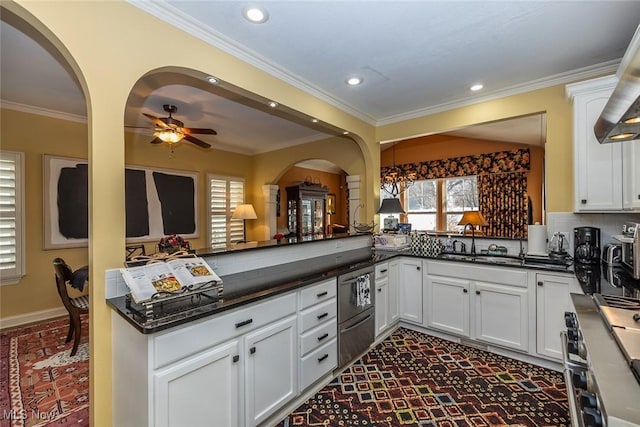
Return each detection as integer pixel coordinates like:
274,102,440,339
155,129,185,144
243,6,269,23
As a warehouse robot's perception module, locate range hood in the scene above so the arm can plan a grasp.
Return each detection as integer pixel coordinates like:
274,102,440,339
594,25,640,144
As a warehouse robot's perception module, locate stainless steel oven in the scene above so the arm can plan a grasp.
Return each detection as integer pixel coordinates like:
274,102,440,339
337,265,374,369
615,222,640,279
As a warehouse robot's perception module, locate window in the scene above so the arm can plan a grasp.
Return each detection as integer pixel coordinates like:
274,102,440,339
208,175,245,248
389,175,478,233
0,151,25,285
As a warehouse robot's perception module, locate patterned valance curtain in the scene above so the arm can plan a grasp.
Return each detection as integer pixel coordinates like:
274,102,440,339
380,148,530,180
381,148,530,237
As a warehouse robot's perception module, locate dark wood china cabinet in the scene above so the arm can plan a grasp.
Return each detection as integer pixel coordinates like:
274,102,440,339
286,184,327,237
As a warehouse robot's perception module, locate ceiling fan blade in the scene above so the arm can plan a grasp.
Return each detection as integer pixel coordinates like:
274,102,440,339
150,137,164,144
183,127,217,135
143,113,169,129
184,134,211,148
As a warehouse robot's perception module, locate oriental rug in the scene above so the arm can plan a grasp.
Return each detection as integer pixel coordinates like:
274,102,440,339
0,317,89,427
279,328,569,427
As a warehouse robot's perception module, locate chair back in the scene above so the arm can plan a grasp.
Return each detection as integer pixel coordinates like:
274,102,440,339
53,257,75,311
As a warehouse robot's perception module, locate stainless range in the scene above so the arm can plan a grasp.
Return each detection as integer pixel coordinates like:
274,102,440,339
563,293,640,426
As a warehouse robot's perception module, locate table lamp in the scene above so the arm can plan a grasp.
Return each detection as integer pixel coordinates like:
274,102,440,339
232,203,257,243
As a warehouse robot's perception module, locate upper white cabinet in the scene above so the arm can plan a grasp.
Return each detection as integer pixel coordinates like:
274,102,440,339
567,75,640,212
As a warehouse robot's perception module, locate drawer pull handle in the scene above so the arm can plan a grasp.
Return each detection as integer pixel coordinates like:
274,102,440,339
538,281,543,287
476,290,480,295
317,312,329,320
380,269,388,273
317,291,328,298
581,199,587,204
232,355,240,363
235,319,253,328
317,333,329,341
378,288,382,292
318,354,329,363
463,288,468,293
250,346,256,355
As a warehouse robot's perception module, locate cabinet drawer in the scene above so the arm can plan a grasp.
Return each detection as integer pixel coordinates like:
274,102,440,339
299,278,337,310
299,298,337,333
300,338,337,391
375,262,389,279
300,318,337,356
154,292,296,369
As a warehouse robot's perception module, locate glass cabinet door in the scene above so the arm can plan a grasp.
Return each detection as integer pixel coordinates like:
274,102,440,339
287,199,297,234
301,199,312,235
313,199,325,235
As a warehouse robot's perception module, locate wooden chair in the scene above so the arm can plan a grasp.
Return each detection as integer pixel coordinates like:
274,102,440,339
53,258,89,356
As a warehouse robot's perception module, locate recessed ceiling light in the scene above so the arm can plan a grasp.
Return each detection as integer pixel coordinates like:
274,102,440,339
268,101,278,108
343,131,350,135
470,83,484,91
311,118,319,123
243,6,269,23
346,77,363,86
206,76,219,84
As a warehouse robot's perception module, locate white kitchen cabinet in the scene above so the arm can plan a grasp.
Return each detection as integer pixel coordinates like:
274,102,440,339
112,291,298,427
623,139,640,210
424,261,530,353
399,258,423,324
536,272,577,360
297,278,337,392
154,339,240,427
375,262,389,336
245,315,297,427
567,75,638,212
426,275,470,337
473,281,529,352
388,260,400,324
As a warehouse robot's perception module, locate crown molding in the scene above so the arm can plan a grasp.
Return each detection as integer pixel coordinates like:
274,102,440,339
376,60,620,126
0,100,87,123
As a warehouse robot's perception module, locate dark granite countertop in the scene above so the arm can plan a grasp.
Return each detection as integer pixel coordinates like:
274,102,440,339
107,247,379,334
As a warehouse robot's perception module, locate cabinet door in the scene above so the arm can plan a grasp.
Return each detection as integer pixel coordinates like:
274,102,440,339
623,139,640,210
399,259,423,324
426,275,470,337
573,84,622,211
388,260,400,324
536,273,575,360
154,339,240,427
375,278,389,337
245,315,297,427
473,281,528,352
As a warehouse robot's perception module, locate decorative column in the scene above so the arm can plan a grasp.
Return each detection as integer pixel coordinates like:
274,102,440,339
262,184,279,240
346,175,362,233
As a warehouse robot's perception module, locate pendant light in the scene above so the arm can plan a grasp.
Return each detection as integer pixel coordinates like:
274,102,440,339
380,142,416,198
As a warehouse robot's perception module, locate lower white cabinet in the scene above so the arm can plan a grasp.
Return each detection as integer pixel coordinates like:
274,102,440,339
388,260,400,324
245,315,297,426
536,272,577,360
426,275,470,337
112,292,299,427
154,339,240,427
375,262,389,336
399,258,423,324
473,281,529,352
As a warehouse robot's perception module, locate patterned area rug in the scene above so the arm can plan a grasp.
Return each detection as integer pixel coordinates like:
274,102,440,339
0,317,89,427
279,328,569,426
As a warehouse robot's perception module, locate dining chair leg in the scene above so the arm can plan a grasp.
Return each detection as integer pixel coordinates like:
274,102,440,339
65,313,74,343
70,314,82,356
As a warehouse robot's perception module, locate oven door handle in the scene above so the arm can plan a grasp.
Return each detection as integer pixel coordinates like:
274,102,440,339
561,331,586,427
340,275,370,286
340,313,373,333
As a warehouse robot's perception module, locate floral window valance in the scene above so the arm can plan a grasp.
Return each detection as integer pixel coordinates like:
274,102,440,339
380,148,530,181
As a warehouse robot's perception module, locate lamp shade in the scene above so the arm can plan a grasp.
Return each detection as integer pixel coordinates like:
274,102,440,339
377,198,405,214
457,210,488,227
232,204,257,220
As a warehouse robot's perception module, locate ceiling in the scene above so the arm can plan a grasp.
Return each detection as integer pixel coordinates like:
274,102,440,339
2,1,640,157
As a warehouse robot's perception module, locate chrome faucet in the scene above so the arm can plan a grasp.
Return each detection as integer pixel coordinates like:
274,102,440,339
462,223,477,255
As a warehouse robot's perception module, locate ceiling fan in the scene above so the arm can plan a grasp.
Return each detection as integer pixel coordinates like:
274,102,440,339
134,104,217,148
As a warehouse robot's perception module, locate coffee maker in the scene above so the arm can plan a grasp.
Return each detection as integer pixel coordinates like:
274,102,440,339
574,226,601,264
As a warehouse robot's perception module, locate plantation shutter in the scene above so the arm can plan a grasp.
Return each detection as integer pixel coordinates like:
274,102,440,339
0,151,24,284
208,175,245,248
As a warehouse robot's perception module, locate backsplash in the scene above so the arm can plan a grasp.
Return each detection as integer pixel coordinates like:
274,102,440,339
547,212,640,254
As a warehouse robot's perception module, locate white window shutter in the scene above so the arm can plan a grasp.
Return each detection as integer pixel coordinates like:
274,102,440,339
0,151,25,285
208,175,245,248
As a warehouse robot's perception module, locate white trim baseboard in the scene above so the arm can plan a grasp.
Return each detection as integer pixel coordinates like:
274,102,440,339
0,307,68,330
